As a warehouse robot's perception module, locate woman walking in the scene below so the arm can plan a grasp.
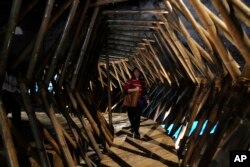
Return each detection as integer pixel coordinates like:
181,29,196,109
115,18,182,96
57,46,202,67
124,68,149,137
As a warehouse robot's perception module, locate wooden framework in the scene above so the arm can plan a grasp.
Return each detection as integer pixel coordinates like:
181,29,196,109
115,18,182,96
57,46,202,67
0,0,249,166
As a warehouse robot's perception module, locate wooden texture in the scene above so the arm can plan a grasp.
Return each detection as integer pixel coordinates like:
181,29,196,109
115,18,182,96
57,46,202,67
100,113,179,167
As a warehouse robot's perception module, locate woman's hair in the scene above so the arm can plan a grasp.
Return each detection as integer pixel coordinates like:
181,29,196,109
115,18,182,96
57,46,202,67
131,67,147,90
131,67,140,79
131,67,146,81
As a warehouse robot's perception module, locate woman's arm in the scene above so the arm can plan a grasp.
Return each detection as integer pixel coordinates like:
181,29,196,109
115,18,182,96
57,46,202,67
124,79,139,93
127,86,139,93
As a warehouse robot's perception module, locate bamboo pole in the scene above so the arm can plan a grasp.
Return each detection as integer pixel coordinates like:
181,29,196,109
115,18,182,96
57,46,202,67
82,93,114,144
42,128,61,156
26,0,56,82
160,8,210,77
198,86,245,166
19,81,51,167
177,85,202,156
0,0,38,34
71,7,100,90
182,88,213,166
12,0,71,70
59,0,91,87
160,22,201,84
108,40,137,47
112,63,123,90
45,0,79,85
75,92,100,137
0,0,22,87
182,109,208,166
122,61,131,79
117,62,127,82
137,49,157,82
133,57,150,86
75,14,105,91
153,32,182,85
40,87,76,167
188,79,229,166
54,90,93,166
140,46,164,83
65,86,103,160
168,0,213,53
231,0,250,28
98,65,105,88
154,29,183,82
144,39,172,85
8,119,40,166
212,0,250,65
0,102,19,167
156,24,196,83
34,36,60,80
99,67,117,90
189,0,241,81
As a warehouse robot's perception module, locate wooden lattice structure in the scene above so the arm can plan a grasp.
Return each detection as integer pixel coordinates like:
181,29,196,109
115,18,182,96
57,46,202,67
0,0,249,167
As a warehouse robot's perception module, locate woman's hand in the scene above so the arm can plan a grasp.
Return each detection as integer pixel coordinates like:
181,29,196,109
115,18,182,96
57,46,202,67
128,86,139,93
134,87,139,91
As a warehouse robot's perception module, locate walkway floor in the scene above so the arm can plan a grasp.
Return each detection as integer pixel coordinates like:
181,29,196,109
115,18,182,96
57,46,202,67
100,113,179,167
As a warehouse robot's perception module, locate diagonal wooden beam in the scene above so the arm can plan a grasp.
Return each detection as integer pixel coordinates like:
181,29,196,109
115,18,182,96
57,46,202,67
0,0,22,88
71,7,100,90
45,0,79,86
26,0,56,83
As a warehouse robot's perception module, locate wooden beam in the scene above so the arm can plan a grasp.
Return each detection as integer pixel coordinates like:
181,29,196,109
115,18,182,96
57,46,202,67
45,0,79,86
58,0,90,87
0,0,22,88
0,103,19,167
19,81,51,167
26,0,56,82
71,7,100,90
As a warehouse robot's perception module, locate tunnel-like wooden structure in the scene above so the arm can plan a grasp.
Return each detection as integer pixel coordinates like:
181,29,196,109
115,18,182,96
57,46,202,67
0,0,250,167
